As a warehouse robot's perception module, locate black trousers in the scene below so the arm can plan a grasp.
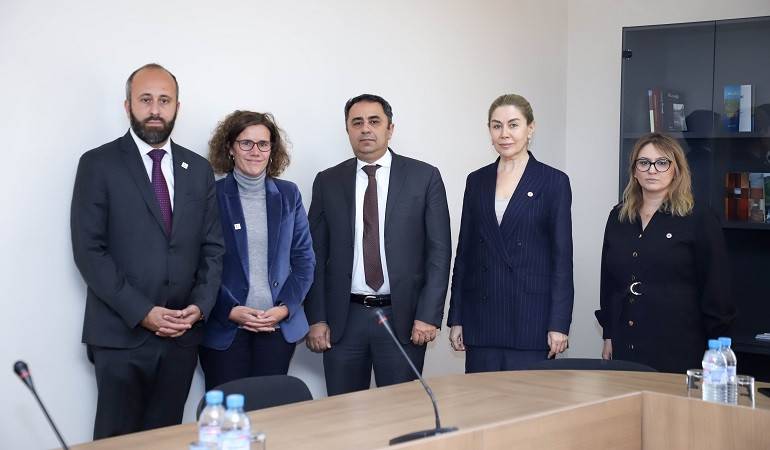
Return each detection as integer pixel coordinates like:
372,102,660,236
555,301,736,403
465,346,548,373
323,304,426,396
89,335,198,440
199,328,296,391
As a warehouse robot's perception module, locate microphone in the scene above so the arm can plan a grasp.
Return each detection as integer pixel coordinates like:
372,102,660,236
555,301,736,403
14,361,69,450
374,309,457,445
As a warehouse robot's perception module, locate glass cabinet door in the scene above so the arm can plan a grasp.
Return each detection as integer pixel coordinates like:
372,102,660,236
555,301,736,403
712,17,770,229
619,22,715,202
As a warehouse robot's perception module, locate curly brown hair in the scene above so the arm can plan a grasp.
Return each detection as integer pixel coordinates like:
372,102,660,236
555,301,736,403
208,110,290,177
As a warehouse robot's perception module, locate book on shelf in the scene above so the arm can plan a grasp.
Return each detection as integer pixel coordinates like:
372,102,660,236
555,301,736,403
662,90,687,132
765,174,770,223
739,84,753,132
724,172,748,221
724,172,769,223
748,172,766,223
723,84,753,132
647,88,661,132
647,88,686,132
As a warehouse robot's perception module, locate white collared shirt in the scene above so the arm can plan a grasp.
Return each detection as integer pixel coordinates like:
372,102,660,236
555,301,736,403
130,127,175,209
351,150,392,295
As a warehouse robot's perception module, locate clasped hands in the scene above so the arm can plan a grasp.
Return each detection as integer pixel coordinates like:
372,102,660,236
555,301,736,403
229,305,288,332
141,305,201,338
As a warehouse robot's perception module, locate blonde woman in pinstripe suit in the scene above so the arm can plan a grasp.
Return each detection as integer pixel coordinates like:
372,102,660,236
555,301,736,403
447,94,574,373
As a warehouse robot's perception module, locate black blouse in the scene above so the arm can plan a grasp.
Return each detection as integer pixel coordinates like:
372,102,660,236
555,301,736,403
595,205,735,373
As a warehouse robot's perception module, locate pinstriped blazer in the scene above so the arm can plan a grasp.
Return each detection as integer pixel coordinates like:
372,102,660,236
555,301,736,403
447,153,574,350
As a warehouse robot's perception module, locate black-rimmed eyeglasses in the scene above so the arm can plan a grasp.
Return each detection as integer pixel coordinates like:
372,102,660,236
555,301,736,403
635,158,671,173
235,139,272,153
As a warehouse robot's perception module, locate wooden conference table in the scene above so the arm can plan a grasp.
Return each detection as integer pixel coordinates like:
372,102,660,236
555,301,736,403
73,370,770,450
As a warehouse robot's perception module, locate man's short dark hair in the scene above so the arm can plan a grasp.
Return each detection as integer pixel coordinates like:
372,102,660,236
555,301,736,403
125,63,179,101
344,94,393,126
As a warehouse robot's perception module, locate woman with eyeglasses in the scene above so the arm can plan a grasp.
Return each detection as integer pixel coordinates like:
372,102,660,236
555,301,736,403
199,110,314,390
447,94,574,372
595,133,734,373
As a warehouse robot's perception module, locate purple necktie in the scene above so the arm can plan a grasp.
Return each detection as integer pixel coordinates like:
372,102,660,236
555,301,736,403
362,165,383,291
148,149,172,235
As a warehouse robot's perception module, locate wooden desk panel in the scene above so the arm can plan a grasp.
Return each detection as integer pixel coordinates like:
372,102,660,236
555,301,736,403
71,371,770,450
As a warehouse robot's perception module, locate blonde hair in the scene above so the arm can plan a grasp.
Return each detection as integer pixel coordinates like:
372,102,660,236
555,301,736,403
487,94,534,125
619,133,694,223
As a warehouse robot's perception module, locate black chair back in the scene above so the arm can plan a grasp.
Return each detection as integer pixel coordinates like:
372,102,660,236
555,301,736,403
525,358,657,372
196,375,313,419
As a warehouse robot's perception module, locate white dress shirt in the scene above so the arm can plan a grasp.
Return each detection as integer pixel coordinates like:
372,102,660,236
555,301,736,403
351,150,392,295
130,127,175,209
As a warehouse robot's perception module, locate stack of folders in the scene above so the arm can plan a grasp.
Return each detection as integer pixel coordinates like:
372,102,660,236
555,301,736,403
755,333,770,341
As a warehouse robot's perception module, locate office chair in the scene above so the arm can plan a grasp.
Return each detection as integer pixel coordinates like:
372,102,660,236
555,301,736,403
196,375,313,419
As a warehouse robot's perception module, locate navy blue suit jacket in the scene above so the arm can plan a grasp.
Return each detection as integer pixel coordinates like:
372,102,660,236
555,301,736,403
201,173,314,350
447,153,574,350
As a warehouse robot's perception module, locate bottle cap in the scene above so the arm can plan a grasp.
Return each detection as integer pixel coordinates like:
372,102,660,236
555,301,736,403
226,394,245,409
205,390,223,405
708,339,721,350
718,337,732,348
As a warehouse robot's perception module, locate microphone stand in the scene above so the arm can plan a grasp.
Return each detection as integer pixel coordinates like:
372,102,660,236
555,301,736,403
374,309,458,445
14,361,69,450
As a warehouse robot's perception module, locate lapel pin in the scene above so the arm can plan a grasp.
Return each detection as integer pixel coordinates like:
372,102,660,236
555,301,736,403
527,191,534,197
666,233,672,239
234,223,241,230
181,162,189,170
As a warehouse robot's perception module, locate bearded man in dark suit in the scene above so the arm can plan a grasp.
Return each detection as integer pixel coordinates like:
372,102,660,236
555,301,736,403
71,63,224,439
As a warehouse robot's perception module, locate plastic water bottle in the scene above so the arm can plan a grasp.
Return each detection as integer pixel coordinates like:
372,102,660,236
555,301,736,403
220,394,251,450
198,390,225,445
702,339,727,403
718,337,738,405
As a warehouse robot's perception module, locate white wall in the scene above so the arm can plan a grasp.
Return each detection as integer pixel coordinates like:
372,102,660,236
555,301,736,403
564,0,770,362
0,1,568,448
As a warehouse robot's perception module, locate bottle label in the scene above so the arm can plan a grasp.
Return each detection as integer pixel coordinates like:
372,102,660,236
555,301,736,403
220,431,250,450
198,426,220,444
706,366,726,383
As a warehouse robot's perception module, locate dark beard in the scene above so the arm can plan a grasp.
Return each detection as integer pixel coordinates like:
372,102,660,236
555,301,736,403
130,109,177,146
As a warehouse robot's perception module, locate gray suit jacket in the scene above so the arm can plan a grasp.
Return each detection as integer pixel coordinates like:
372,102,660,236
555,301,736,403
71,131,224,349
304,150,451,344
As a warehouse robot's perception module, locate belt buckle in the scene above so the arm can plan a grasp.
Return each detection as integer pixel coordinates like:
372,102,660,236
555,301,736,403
629,281,642,296
363,295,378,307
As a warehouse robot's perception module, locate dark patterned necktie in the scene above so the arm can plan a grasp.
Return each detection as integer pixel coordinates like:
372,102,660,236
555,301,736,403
362,165,383,291
148,149,172,235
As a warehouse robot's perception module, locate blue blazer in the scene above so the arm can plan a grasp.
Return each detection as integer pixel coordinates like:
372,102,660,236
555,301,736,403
201,173,314,350
447,153,574,350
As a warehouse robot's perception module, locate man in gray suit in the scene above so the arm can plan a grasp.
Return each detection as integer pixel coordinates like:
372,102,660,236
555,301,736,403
71,63,224,438
304,94,451,395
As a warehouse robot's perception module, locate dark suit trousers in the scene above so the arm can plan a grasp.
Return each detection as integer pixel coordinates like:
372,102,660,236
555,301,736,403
465,346,548,373
198,328,296,391
323,304,425,396
90,335,198,439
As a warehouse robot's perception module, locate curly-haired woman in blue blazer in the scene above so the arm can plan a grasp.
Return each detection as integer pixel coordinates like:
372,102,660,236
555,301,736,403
447,94,574,373
200,111,314,390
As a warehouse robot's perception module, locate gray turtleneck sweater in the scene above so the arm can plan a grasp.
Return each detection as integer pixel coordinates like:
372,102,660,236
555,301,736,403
234,168,273,312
